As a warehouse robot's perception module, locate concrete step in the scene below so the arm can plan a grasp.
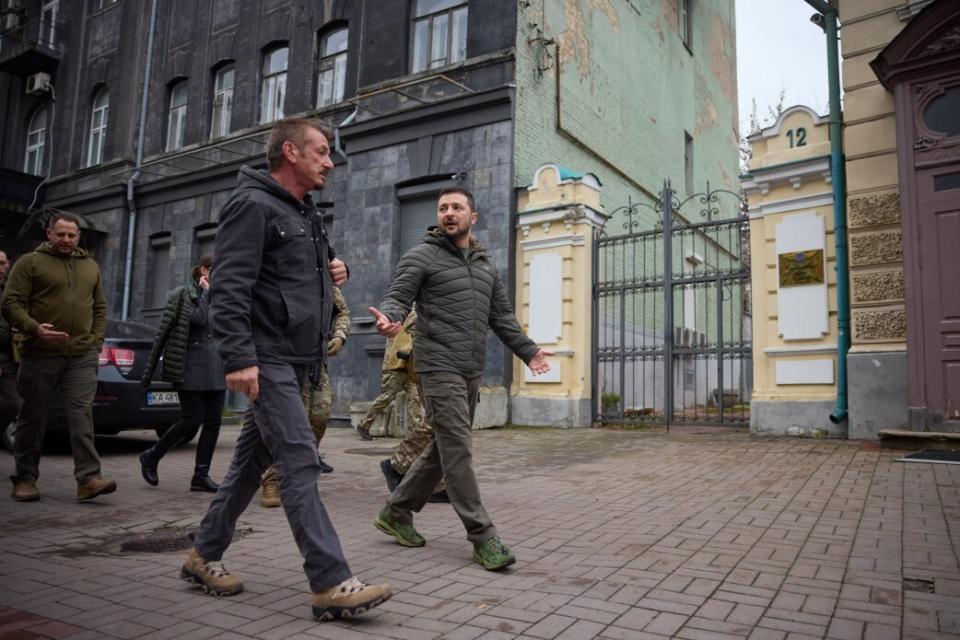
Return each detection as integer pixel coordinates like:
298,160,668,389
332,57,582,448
878,429,960,450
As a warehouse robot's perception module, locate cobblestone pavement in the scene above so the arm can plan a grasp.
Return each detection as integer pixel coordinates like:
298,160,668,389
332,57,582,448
1,426,958,640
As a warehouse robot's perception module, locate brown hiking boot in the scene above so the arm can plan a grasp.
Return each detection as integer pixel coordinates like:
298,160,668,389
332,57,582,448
12,479,39,502
311,576,392,621
260,477,281,508
76,476,117,501
180,548,244,596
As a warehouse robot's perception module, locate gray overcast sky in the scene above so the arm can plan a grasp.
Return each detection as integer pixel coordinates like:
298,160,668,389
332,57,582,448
736,0,832,136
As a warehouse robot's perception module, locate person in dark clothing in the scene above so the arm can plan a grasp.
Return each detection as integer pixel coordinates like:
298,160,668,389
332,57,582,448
138,254,225,493
0,251,21,446
179,117,391,622
370,187,552,571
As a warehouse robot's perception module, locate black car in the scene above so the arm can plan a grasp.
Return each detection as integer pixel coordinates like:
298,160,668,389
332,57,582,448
1,319,184,450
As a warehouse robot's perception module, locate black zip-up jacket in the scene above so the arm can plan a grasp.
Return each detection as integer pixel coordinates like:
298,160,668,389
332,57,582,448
378,228,540,377
210,166,335,374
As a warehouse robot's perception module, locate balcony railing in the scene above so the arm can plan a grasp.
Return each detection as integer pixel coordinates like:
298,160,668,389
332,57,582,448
0,17,61,76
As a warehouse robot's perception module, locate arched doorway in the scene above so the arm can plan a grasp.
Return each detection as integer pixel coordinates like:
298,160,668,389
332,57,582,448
872,0,960,428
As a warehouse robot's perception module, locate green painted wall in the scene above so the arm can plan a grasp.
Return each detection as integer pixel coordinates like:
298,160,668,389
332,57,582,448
514,0,740,222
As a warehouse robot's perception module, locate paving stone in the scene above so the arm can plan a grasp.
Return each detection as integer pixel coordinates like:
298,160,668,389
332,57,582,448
0,428,957,640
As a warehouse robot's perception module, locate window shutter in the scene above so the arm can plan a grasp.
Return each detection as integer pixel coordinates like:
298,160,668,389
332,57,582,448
400,194,437,256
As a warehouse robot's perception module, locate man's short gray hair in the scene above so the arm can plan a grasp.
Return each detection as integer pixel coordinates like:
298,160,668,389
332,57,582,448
265,118,333,171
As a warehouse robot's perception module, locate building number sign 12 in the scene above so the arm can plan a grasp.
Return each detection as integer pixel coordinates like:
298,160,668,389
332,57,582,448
786,127,807,148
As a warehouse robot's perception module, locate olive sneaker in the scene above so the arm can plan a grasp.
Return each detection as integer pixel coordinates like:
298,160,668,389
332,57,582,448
473,537,516,571
373,507,425,547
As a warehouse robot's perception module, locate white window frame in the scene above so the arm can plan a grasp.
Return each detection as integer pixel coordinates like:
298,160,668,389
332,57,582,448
166,80,188,152
260,45,288,124
411,0,467,74
210,64,234,139
87,87,109,167
41,0,58,47
24,107,48,176
317,27,348,108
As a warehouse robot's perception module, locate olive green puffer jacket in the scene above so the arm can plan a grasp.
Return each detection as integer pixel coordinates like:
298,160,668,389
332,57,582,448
141,284,198,385
378,228,539,377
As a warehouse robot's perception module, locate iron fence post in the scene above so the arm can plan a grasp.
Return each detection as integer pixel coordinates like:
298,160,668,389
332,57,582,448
662,181,674,427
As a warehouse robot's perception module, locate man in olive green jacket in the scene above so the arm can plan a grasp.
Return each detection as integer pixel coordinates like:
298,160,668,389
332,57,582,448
2,212,115,502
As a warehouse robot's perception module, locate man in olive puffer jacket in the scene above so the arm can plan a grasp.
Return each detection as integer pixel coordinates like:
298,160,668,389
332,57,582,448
3,212,114,503
371,187,552,571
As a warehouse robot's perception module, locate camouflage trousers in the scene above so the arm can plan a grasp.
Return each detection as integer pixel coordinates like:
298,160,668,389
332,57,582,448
262,366,331,486
357,370,411,431
387,377,446,492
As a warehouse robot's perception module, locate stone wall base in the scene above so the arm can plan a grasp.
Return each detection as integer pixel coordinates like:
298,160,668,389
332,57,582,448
750,399,845,438
511,396,592,428
848,351,908,440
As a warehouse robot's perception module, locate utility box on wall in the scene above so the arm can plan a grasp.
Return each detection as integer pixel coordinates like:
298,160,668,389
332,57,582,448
741,106,843,437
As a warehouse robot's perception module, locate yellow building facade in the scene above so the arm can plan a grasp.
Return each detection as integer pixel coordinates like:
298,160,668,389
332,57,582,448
510,164,606,427
742,107,843,436
744,0,960,439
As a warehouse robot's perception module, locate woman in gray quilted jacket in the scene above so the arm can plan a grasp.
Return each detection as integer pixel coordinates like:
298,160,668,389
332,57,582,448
138,254,226,492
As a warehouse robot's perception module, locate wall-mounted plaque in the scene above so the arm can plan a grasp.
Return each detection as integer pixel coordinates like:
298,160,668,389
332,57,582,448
778,249,825,287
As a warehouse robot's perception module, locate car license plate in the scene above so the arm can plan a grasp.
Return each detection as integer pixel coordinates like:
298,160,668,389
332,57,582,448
147,391,179,406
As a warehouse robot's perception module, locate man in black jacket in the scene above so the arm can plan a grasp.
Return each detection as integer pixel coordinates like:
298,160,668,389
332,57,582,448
181,118,391,622
370,187,552,571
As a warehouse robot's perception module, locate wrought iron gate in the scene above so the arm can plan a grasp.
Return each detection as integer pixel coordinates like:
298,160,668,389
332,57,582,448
593,181,752,426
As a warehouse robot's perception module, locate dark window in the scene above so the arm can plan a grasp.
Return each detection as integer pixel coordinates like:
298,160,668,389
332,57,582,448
317,27,348,108
260,45,288,123
166,80,188,151
400,194,437,255
195,224,217,261
87,86,109,167
149,233,172,308
934,171,960,192
210,64,235,139
923,87,960,137
24,107,49,176
411,0,467,73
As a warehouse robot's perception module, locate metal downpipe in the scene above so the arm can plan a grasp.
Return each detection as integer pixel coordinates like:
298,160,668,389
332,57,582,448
806,1,850,424
121,0,158,319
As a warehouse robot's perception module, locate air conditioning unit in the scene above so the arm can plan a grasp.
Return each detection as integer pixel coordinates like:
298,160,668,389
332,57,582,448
26,72,52,96
0,12,18,31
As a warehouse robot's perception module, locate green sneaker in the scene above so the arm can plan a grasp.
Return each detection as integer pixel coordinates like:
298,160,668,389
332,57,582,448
374,507,426,547
473,537,516,570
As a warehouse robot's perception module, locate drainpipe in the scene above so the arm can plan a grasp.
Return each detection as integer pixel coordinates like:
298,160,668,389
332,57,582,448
334,106,358,161
805,0,849,424
121,0,159,319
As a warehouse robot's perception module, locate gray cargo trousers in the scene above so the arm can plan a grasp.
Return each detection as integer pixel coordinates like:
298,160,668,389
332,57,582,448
192,361,352,592
385,371,497,544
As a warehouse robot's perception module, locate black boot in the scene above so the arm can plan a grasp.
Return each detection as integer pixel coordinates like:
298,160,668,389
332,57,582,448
190,425,221,492
380,459,403,492
318,452,334,474
139,449,159,486
190,466,220,493
428,489,450,503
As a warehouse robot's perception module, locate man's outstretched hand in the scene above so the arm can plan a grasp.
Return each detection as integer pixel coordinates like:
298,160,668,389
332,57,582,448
528,349,553,375
369,306,402,338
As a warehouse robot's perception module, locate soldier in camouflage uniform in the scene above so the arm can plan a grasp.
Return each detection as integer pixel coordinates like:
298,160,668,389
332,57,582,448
356,311,419,440
260,287,350,508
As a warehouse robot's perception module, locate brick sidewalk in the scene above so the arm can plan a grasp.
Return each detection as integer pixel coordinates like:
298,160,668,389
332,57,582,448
1,426,958,639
